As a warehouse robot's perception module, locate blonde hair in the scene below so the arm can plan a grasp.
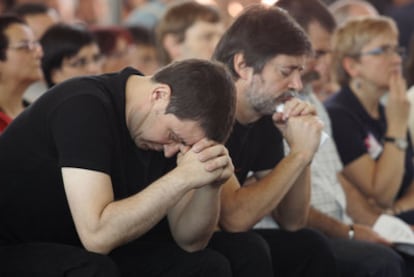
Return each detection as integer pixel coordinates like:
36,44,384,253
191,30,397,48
331,16,398,87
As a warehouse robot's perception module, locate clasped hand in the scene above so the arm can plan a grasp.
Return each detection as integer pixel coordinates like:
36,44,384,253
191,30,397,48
176,139,234,189
272,98,324,158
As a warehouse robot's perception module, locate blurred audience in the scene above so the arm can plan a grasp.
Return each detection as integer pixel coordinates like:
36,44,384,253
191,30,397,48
91,25,132,73
127,25,159,75
406,36,414,147
0,0,16,13
387,0,414,57
40,23,103,88
11,2,59,40
11,2,61,102
155,1,224,65
277,1,411,275
277,0,338,101
0,14,43,133
329,0,379,26
74,0,110,25
124,0,171,30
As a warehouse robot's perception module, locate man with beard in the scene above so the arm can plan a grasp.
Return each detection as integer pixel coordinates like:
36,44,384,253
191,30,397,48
212,4,339,276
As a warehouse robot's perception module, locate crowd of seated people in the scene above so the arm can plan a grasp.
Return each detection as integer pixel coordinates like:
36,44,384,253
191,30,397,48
1,0,414,276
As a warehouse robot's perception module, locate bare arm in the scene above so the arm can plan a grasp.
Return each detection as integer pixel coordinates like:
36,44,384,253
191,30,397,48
168,141,233,251
393,181,414,213
62,168,193,254
219,99,321,232
219,151,309,232
63,140,233,254
342,147,405,208
342,73,409,207
338,172,382,226
308,207,390,245
272,164,311,230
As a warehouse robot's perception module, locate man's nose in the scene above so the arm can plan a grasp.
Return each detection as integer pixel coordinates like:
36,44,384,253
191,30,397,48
163,143,180,158
288,71,303,91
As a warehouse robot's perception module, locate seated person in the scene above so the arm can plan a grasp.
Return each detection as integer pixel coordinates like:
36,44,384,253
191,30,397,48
0,59,238,276
91,25,133,73
126,25,160,75
0,15,43,133
155,1,224,66
40,23,103,88
213,5,339,276
325,16,414,224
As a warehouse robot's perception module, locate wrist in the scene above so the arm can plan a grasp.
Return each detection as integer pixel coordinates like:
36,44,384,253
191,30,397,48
393,204,405,215
348,224,355,240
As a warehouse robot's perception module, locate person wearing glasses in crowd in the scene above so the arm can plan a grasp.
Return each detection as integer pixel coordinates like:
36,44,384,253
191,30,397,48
40,23,103,88
0,14,43,134
11,2,61,103
325,16,414,227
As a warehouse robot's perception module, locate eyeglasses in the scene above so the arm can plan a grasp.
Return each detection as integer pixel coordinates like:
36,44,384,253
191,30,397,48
8,40,41,52
356,45,406,58
65,54,104,68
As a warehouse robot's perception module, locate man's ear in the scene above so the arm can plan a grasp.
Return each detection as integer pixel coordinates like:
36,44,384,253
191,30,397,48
234,52,253,81
342,56,360,78
151,83,172,103
163,34,182,61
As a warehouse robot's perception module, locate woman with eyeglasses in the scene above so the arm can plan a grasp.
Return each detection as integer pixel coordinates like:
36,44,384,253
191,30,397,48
40,23,103,88
325,16,414,224
0,15,43,134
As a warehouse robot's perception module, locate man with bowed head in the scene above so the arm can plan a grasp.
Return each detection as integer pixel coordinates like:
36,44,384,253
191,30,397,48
0,59,237,276
213,4,339,276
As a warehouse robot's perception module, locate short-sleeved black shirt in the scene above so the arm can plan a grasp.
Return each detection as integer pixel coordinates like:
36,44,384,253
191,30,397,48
225,116,284,184
0,68,173,246
324,85,414,198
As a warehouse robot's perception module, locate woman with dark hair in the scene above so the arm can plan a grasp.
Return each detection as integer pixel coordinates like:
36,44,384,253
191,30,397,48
40,23,103,88
0,14,43,133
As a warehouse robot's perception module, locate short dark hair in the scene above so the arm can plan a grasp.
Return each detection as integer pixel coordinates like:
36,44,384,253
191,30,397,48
40,23,97,87
276,0,336,34
156,1,221,65
11,3,50,17
152,59,236,143
90,26,132,56
212,4,311,80
127,25,155,46
0,14,26,61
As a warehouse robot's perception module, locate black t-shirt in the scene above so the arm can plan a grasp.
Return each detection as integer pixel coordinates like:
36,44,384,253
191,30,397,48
225,116,284,184
0,67,174,246
324,85,414,198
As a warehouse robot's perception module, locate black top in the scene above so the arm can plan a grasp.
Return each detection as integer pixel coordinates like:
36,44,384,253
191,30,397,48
225,116,284,184
0,67,174,246
324,85,414,198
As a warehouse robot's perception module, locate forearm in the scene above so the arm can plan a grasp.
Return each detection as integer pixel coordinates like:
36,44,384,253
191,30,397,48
338,173,380,226
275,165,310,230
219,151,310,232
169,184,221,252
393,182,414,213
70,169,192,254
372,145,405,206
307,207,350,238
